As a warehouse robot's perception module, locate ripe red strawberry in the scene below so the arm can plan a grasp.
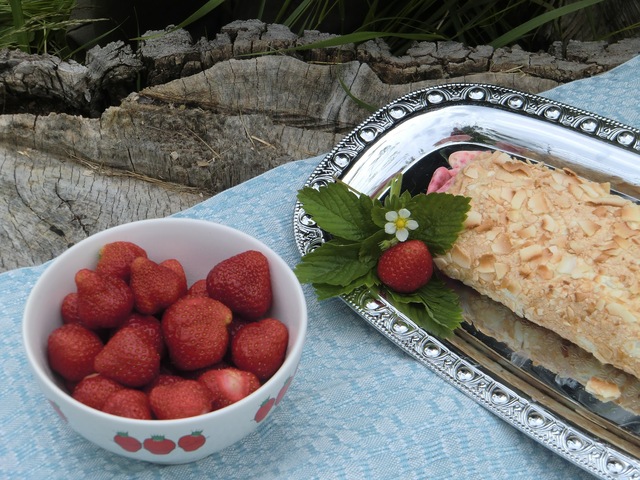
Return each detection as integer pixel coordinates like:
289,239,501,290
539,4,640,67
159,259,187,286
198,367,261,410
227,317,251,339
130,257,188,315
142,373,184,393
72,373,124,410
376,239,433,293
60,292,81,325
162,297,231,371
185,279,209,298
102,389,153,419
75,269,134,329
231,318,288,381
149,380,212,420
206,250,272,320
122,314,165,358
96,241,147,282
47,324,104,382
94,326,160,387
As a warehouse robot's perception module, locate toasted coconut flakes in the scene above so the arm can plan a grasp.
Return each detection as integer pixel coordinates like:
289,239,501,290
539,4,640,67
510,190,527,209
500,277,522,295
621,204,640,222
519,244,544,262
494,263,509,280
463,210,482,228
516,224,537,239
588,195,628,207
541,215,556,232
499,160,522,172
501,188,515,202
491,234,512,255
488,189,503,203
614,235,632,250
450,245,472,269
536,264,554,280
593,206,609,217
477,254,496,273
464,167,479,179
586,377,621,401
580,183,603,198
556,254,577,274
551,171,567,185
568,184,584,199
578,219,600,237
528,192,550,214
607,303,637,324
614,222,635,238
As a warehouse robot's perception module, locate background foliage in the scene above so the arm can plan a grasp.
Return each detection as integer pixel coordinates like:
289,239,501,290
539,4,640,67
2,0,639,59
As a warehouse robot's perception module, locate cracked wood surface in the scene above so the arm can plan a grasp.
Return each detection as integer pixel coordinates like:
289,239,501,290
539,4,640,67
0,43,615,272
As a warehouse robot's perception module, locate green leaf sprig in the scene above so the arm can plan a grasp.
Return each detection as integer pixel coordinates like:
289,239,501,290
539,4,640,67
295,174,471,337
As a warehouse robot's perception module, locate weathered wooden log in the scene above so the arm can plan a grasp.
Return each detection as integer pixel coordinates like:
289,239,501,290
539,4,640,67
1,21,637,272
3,21,639,117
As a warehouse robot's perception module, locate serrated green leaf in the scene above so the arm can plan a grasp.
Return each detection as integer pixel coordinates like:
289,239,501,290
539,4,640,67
294,240,376,286
297,183,377,241
312,270,378,300
388,277,463,337
358,230,388,263
408,193,470,255
392,301,457,338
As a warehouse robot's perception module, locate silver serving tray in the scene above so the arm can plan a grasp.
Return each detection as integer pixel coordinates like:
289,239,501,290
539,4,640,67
292,83,640,479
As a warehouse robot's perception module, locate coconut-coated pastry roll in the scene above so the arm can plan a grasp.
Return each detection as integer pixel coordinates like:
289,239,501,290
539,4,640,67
432,150,640,380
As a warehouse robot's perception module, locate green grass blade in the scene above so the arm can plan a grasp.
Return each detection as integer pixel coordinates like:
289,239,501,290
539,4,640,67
286,30,443,51
489,0,606,48
134,0,226,40
9,0,30,52
337,74,377,113
176,0,227,29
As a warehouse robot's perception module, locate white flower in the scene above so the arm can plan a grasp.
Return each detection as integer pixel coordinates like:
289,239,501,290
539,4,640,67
384,208,418,242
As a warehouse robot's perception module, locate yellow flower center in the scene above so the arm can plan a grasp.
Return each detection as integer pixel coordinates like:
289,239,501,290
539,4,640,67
395,218,408,229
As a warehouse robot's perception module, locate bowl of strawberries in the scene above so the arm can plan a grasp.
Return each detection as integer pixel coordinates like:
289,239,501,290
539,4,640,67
22,218,307,464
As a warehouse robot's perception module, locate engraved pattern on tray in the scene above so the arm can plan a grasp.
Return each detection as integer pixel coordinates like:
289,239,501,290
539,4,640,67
293,83,640,479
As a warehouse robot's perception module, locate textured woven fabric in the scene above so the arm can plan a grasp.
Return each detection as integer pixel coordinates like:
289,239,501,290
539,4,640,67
2,55,639,479
540,55,640,128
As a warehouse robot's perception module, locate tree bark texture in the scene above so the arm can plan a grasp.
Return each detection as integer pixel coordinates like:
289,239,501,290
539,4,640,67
1,21,639,271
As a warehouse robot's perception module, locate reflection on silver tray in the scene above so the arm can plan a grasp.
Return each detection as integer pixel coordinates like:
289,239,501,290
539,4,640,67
292,83,640,479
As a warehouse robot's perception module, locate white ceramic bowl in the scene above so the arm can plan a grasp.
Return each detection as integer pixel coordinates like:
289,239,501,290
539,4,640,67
22,218,307,464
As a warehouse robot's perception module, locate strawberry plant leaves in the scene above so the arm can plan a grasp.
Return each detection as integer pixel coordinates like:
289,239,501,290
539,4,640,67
297,183,378,241
408,193,471,255
295,172,470,338
388,277,464,337
294,240,377,286
358,230,388,264
312,270,378,301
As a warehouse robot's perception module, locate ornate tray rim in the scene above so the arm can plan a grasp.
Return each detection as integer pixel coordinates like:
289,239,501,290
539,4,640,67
292,83,640,479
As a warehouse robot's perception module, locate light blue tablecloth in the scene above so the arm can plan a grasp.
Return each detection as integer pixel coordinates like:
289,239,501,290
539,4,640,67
2,56,640,479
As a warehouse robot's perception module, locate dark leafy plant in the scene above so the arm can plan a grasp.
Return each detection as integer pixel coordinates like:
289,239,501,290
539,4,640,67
3,0,640,57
